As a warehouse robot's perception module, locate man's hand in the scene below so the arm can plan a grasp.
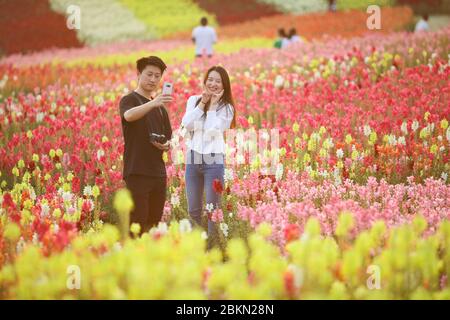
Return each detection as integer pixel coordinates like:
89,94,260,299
151,140,170,151
152,94,173,107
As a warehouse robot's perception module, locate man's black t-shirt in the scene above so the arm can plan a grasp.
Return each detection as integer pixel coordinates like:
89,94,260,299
119,91,172,180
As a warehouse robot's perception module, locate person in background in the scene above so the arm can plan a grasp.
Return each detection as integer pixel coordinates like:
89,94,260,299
192,17,217,58
415,14,430,33
288,28,303,44
328,0,337,12
273,28,287,49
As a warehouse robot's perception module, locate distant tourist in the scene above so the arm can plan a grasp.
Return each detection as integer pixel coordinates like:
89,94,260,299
288,28,303,44
192,17,217,58
415,14,430,33
328,0,337,12
273,28,287,49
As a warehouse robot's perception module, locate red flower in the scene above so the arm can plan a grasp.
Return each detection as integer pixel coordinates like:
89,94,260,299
2,192,16,210
212,179,223,194
284,224,300,243
284,270,296,299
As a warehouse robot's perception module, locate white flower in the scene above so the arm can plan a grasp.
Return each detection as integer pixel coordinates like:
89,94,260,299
201,231,208,240
220,223,229,238
40,203,50,217
170,193,180,208
224,168,234,183
363,125,371,136
388,135,397,146
206,203,214,213
179,219,192,233
446,127,450,142
36,112,45,123
274,75,284,89
80,105,86,113
16,237,26,254
336,148,344,159
412,120,419,132
62,191,73,202
441,172,448,182
97,149,105,161
229,212,233,219
53,224,60,233
83,185,92,197
287,264,304,288
398,136,406,146
275,163,284,181
401,121,408,135
113,242,122,252
155,222,168,234
32,233,39,245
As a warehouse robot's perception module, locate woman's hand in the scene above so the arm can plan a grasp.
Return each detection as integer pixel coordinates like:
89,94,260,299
210,90,224,110
200,86,212,105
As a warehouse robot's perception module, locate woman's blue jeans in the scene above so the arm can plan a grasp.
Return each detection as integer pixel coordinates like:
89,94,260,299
185,150,224,249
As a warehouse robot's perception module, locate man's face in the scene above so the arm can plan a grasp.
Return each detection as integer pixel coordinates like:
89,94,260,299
138,65,162,92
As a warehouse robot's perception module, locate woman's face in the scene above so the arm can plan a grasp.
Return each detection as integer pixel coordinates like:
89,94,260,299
205,70,223,94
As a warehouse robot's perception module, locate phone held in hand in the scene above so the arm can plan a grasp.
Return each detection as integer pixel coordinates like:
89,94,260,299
162,82,173,95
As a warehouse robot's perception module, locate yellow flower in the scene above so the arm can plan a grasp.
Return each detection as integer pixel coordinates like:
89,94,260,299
26,130,33,139
351,150,359,161
424,111,430,122
92,185,100,198
102,136,109,143
32,154,39,162
12,167,19,177
113,188,134,215
18,160,25,169
162,152,168,163
441,119,448,130
369,131,377,145
56,149,63,157
256,223,272,237
430,144,438,154
345,134,352,145
292,122,300,133
49,149,56,158
130,223,141,236
248,116,254,125
4,223,21,241
53,208,62,218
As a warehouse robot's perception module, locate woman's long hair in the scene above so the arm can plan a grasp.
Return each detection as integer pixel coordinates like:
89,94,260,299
196,65,236,128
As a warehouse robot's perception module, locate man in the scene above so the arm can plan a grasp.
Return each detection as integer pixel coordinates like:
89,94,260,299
415,14,430,33
119,56,173,236
192,17,217,58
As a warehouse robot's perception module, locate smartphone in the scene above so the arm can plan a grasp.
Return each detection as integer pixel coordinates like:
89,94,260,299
162,82,173,95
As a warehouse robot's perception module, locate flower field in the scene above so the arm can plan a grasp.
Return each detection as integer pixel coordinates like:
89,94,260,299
0,12,450,299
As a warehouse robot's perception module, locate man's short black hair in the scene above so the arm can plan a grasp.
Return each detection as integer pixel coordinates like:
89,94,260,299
136,56,167,74
200,17,208,26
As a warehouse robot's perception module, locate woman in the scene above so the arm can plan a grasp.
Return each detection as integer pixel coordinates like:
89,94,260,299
181,66,236,249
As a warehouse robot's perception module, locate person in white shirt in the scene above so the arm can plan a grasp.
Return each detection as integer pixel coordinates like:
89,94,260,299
192,17,217,58
415,14,430,33
181,66,235,249
288,28,303,45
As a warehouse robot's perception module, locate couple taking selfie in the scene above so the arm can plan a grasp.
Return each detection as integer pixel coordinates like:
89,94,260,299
119,56,235,249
